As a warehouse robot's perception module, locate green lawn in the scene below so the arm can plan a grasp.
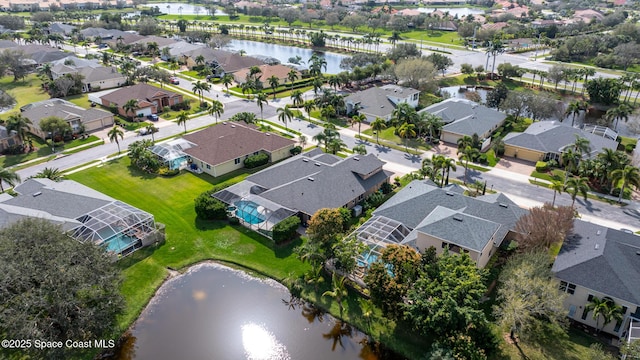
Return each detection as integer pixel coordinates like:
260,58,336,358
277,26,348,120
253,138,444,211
0,74,50,121
67,158,309,331
65,94,92,109
362,126,431,151
620,136,638,147
0,135,101,168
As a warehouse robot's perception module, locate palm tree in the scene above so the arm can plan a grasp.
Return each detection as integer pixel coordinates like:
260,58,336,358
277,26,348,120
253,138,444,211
581,68,596,96
267,75,279,99
562,148,580,180
442,157,457,186
277,105,294,130
192,80,210,104
255,92,268,120
303,100,315,122
34,167,64,181
458,145,479,184
564,100,582,127
422,113,443,143
287,69,299,91
108,125,124,154
209,100,224,123
610,165,640,203
177,111,190,133
327,137,346,155
194,54,205,67
320,105,336,123
397,122,416,153
585,297,621,333
489,38,506,79
222,74,234,94
290,90,304,107
122,99,140,121
371,117,387,144
565,176,589,207
299,134,307,148
549,179,564,207
352,144,367,155
322,274,349,317
5,113,32,144
0,166,20,192
604,103,633,131
351,114,366,137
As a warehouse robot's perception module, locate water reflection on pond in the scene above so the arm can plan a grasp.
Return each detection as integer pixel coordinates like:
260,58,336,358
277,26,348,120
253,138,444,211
112,263,399,360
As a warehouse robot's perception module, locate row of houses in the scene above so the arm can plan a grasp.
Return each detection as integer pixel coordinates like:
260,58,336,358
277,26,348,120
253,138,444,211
0,0,132,12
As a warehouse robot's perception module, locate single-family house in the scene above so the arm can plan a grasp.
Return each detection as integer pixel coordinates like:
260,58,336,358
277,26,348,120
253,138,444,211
21,98,114,137
213,149,392,236
573,9,604,23
181,122,296,177
50,56,126,92
46,23,76,37
552,220,640,341
345,84,420,123
0,125,21,152
0,178,164,257
80,27,128,40
351,180,527,269
233,64,300,85
181,47,264,76
98,83,183,118
419,98,506,146
502,121,619,163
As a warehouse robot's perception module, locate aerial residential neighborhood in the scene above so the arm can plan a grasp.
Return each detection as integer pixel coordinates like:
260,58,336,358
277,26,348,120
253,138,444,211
1,0,640,359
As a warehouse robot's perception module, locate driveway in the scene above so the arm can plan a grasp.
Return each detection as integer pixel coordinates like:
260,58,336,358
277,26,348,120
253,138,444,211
494,157,535,176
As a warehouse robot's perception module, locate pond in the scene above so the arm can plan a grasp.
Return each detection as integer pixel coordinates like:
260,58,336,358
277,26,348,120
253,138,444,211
227,40,349,75
111,263,400,360
145,2,226,16
440,85,491,103
416,7,485,17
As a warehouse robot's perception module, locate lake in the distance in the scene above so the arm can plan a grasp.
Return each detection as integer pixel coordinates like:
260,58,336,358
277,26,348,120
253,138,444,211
112,263,400,360
416,7,485,17
144,2,226,15
227,40,348,75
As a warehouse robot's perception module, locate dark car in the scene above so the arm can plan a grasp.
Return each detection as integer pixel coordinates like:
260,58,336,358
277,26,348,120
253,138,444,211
147,114,159,121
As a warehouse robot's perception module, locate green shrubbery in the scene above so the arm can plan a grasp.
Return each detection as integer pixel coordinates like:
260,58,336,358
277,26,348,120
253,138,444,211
535,161,549,172
157,167,180,177
194,191,228,220
290,146,302,155
244,153,269,168
272,216,301,244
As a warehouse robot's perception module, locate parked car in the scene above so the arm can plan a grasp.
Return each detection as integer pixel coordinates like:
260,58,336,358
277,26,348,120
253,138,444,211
170,77,180,85
147,114,159,121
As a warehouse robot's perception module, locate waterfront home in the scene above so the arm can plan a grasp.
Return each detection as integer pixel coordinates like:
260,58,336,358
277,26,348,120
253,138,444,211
233,64,301,85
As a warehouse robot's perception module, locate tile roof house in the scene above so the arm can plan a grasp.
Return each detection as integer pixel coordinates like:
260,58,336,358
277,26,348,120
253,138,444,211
182,122,296,177
0,125,21,152
233,64,300,85
419,98,506,146
502,121,619,163
98,83,183,118
180,47,264,76
345,84,420,122
213,149,392,236
21,98,114,137
552,220,640,340
0,178,163,257
352,179,528,268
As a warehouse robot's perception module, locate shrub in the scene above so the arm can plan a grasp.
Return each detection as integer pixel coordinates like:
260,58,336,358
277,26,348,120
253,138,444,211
272,216,301,244
228,217,240,225
380,182,393,194
338,207,351,230
535,161,549,172
547,159,559,169
611,187,632,200
244,153,269,168
158,167,180,177
363,192,385,210
290,146,302,155
194,192,228,220
625,143,636,153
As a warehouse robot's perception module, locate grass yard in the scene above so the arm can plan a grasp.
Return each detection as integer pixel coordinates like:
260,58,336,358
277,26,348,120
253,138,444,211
65,94,92,109
494,328,611,360
67,157,309,331
362,126,431,151
0,135,101,168
0,74,50,121
620,136,638,147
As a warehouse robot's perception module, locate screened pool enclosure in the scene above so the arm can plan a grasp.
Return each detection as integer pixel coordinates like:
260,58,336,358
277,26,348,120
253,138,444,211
69,201,158,256
149,139,194,170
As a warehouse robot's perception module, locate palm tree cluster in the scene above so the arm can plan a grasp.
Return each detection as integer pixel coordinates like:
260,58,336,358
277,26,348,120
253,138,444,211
585,296,624,333
312,124,344,155
575,148,637,202
385,103,444,153
420,154,456,187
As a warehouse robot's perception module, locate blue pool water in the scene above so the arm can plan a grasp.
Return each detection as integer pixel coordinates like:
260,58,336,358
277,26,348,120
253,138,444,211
104,234,136,253
169,156,188,170
357,252,379,268
235,200,265,225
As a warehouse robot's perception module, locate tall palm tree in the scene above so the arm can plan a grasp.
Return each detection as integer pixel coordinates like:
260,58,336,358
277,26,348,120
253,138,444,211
564,100,582,127
581,68,596,96
177,111,190,134
327,137,346,155
397,122,416,153
322,274,349,318
108,125,124,154
565,176,589,207
604,103,633,131
287,69,298,91
421,112,443,143
222,74,234,94
267,75,280,99
0,166,20,192
123,99,140,121
572,135,592,159
290,90,304,107
351,114,366,137
562,148,580,180
371,117,387,144
442,157,457,186
549,179,564,207
277,105,294,130
458,145,479,184
209,100,224,123
5,113,32,144
255,92,268,120
34,167,64,182
303,100,315,122
610,165,640,203
145,124,158,143
585,297,623,333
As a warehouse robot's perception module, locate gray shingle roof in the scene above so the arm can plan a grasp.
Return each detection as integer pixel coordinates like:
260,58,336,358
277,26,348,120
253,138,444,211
503,121,619,156
420,98,506,137
373,179,527,250
218,152,392,216
552,220,640,306
345,85,419,119
78,66,126,83
21,99,112,128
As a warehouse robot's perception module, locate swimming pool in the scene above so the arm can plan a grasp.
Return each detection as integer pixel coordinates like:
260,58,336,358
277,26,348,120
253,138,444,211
104,234,137,253
169,156,188,170
235,200,265,225
357,252,379,268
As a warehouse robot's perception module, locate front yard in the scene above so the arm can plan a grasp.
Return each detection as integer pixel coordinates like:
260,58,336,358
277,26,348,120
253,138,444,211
0,74,50,121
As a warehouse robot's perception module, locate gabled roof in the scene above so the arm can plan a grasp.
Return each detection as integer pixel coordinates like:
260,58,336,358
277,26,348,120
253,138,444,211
182,122,295,167
99,83,181,107
78,66,126,83
503,121,619,156
0,39,16,49
185,48,264,73
21,99,112,127
51,55,101,69
80,27,128,39
48,22,76,35
553,220,640,306
233,64,300,83
131,35,177,48
345,84,419,119
420,98,506,137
